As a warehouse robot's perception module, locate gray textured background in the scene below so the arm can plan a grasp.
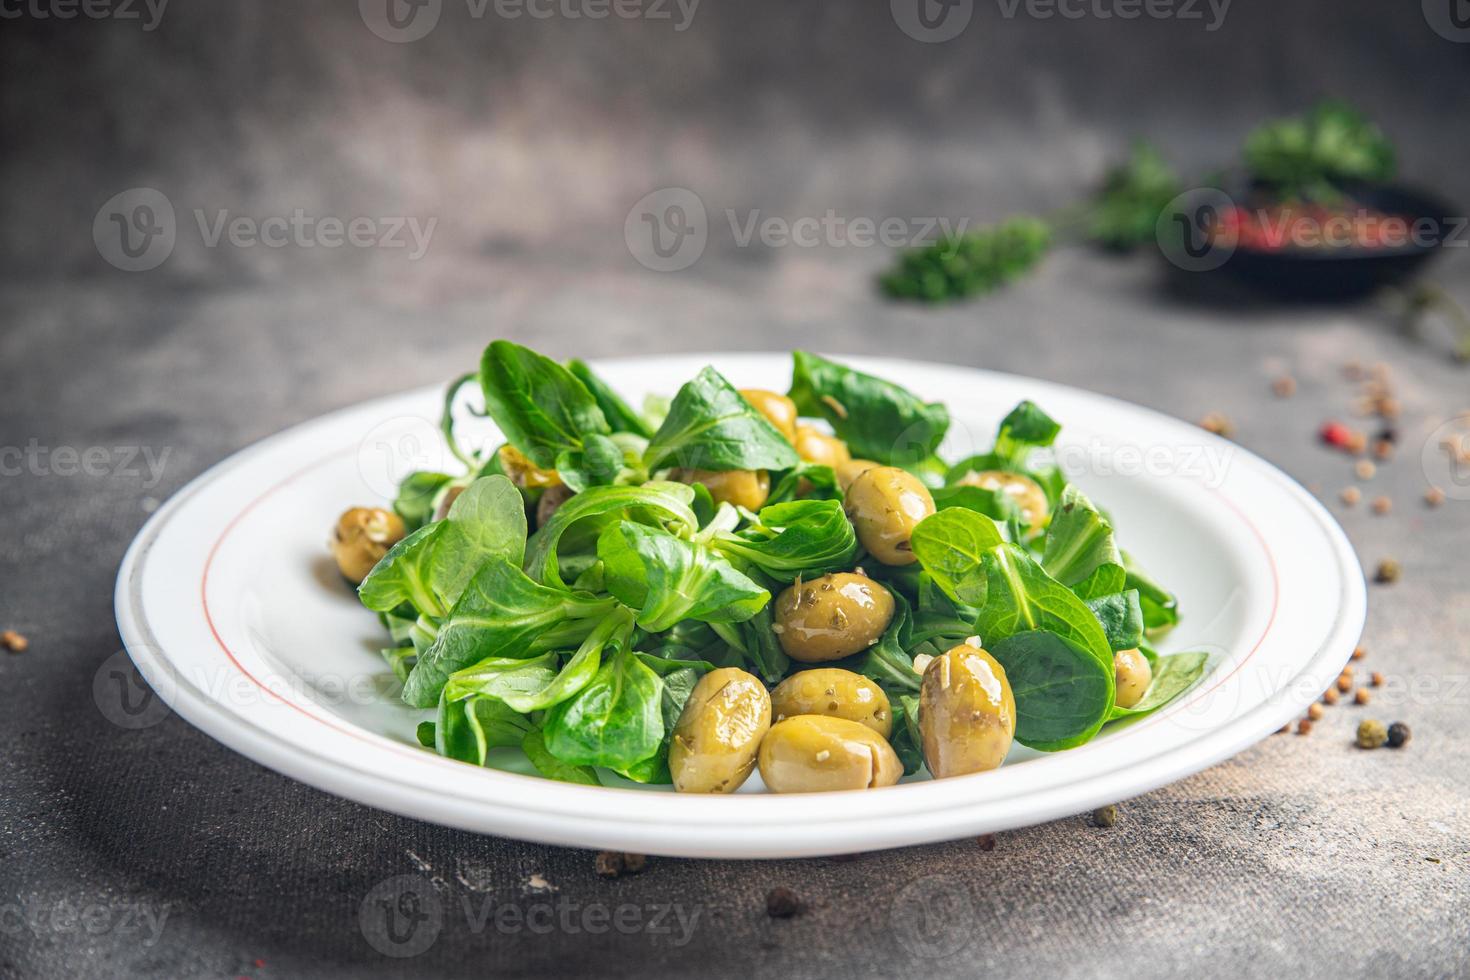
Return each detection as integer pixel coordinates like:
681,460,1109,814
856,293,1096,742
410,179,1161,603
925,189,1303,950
3,1,1470,977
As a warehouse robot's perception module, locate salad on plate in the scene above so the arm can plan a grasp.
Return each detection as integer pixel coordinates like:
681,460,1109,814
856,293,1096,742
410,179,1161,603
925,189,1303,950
327,342,1208,793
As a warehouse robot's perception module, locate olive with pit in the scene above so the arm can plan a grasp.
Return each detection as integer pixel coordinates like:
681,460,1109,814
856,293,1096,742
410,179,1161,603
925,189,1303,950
919,643,1016,778
773,572,895,662
955,469,1049,528
1113,648,1152,709
834,457,879,492
843,466,936,565
739,388,798,443
793,424,851,469
771,668,893,738
669,668,772,794
669,468,770,511
757,715,903,793
330,507,407,583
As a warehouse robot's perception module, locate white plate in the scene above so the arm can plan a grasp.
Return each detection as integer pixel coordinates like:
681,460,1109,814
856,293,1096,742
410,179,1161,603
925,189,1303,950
114,354,1364,858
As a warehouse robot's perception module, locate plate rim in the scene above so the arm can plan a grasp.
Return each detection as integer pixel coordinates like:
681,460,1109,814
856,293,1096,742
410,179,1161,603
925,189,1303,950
114,352,1366,858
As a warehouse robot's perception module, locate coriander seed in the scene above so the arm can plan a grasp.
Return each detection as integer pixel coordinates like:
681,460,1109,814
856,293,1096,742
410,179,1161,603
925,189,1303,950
1356,719,1388,749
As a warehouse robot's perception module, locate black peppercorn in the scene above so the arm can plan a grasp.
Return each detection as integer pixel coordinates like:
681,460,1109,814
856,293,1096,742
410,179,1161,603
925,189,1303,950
1386,722,1411,748
766,886,802,918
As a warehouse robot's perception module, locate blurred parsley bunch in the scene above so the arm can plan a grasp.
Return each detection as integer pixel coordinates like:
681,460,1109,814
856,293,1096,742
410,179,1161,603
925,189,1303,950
1242,101,1396,201
881,142,1180,303
879,217,1052,303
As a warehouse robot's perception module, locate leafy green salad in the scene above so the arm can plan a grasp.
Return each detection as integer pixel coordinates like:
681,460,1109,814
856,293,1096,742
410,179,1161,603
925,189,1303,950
328,342,1208,792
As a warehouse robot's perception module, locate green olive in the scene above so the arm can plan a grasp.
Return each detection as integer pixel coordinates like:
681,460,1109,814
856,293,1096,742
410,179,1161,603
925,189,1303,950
739,388,798,443
919,643,1016,778
497,444,562,489
955,470,1049,528
1114,648,1152,709
773,572,895,662
757,715,902,793
834,457,879,492
770,668,893,738
843,466,936,565
670,468,770,511
669,668,772,794
794,425,851,469
330,507,407,583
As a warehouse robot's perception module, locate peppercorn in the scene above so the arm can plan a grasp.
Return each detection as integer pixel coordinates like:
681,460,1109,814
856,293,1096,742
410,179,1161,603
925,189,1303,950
1320,421,1353,449
1374,559,1401,584
1352,646,1366,661
976,833,996,852
1346,431,1368,455
1092,805,1118,828
1337,674,1353,693
1296,719,1313,735
594,852,649,878
1200,412,1234,437
0,630,27,653
1425,487,1446,507
766,886,802,918
1340,486,1362,506
1370,672,1384,687
1275,724,1290,734
1354,688,1371,705
1323,689,1340,705
1356,719,1388,749
1373,440,1394,461
1355,460,1377,480
1386,722,1411,748
1371,496,1392,516
1307,703,1324,721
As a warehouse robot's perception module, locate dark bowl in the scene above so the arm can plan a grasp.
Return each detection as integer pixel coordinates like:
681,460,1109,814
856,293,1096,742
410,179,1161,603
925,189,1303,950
1171,183,1457,301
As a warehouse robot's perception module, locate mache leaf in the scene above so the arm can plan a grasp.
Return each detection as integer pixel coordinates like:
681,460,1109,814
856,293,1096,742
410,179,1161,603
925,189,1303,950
787,351,949,465
644,366,798,472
